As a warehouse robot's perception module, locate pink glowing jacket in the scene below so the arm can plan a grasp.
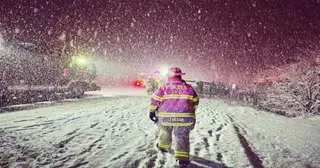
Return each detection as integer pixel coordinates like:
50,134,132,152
149,78,199,126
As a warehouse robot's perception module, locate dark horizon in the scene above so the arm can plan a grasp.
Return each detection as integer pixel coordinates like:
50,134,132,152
1,0,319,84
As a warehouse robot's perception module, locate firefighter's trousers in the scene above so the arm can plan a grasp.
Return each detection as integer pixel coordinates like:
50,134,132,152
157,126,192,161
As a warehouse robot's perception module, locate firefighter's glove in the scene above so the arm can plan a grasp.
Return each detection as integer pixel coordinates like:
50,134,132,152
149,112,158,123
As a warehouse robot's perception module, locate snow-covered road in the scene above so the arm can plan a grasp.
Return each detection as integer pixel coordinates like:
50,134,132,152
1,95,320,168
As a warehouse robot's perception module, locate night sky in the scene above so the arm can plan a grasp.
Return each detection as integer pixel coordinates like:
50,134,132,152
0,0,319,84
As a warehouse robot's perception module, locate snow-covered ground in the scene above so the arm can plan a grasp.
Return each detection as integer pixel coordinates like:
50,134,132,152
85,87,148,97
0,88,320,168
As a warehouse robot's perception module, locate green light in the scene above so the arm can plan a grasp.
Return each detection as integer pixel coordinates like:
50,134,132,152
76,56,88,66
69,53,91,68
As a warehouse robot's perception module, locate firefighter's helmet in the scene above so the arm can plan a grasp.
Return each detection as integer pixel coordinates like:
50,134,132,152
167,67,186,78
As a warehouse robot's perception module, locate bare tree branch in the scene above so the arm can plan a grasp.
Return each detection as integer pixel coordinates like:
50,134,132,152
291,94,307,109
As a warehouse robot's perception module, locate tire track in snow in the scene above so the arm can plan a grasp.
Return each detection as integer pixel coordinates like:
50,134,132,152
13,119,36,123
90,121,99,128
233,124,264,168
110,151,129,161
228,113,264,168
194,100,253,168
66,128,80,136
23,121,54,128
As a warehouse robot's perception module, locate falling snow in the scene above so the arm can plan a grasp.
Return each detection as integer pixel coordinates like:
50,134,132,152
0,1,319,166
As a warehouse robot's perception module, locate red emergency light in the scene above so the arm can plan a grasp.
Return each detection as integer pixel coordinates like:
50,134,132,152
134,80,143,87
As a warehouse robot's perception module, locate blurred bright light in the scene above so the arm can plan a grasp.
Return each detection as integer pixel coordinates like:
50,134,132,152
159,66,169,76
76,56,88,66
134,79,143,87
69,53,91,68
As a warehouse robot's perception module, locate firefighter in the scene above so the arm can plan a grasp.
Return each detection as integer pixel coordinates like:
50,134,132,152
148,67,199,167
146,76,156,95
154,77,161,90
